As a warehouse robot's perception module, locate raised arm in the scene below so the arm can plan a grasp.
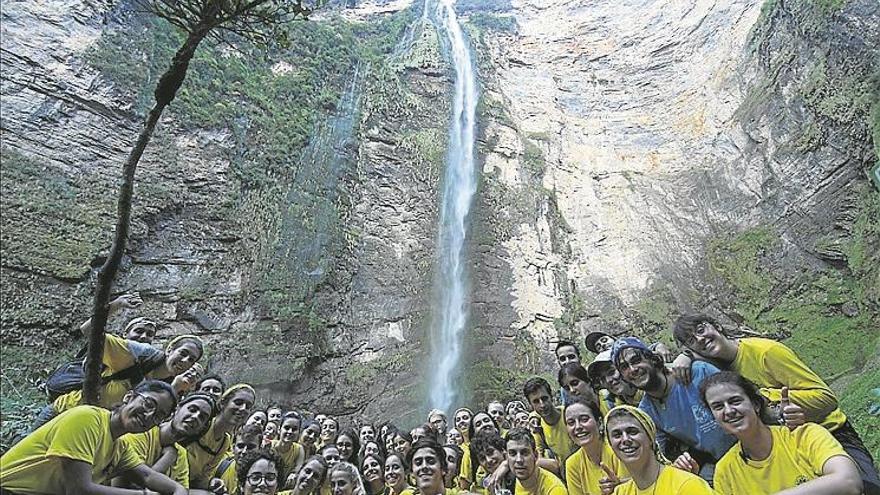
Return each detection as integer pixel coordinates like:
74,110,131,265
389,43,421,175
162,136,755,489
79,293,143,336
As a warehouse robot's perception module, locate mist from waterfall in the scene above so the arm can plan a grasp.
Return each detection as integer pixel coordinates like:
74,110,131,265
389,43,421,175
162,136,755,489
427,0,479,413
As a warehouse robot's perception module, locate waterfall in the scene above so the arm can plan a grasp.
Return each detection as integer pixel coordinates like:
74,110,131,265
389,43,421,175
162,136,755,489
428,0,479,412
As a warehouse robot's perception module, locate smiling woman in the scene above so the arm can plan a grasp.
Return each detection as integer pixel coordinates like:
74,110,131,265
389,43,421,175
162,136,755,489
1,380,186,494
605,406,714,495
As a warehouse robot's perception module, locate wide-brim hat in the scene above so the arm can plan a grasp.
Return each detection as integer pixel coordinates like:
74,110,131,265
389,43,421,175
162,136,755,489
586,350,613,384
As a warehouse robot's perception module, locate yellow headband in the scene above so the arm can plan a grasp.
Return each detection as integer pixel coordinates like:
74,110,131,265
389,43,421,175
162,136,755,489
166,334,204,353
604,405,668,464
223,383,256,400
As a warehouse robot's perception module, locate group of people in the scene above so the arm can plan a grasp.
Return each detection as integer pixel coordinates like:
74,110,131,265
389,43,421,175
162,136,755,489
1,293,878,495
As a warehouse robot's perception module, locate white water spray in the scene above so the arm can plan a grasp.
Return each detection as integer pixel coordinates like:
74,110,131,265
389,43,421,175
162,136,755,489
428,0,479,412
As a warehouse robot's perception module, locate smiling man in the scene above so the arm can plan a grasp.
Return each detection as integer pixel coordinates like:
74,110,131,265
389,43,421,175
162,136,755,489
611,337,735,483
506,428,567,495
673,313,880,495
407,439,449,495
523,377,576,467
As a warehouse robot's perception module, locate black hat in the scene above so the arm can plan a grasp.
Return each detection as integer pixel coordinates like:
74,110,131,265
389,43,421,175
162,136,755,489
584,331,611,354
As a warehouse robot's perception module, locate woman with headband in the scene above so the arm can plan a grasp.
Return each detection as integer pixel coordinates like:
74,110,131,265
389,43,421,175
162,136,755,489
34,334,204,430
605,405,714,494
187,383,256,491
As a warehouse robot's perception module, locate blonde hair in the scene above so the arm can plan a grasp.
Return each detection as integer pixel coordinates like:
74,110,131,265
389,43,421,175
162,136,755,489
329,461,366,495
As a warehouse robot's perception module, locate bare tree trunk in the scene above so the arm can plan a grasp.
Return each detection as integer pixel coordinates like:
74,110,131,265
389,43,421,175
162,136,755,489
83,27,210,404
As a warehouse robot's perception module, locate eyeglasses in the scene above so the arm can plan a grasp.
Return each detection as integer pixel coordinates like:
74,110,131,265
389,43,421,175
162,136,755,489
247,472,278,485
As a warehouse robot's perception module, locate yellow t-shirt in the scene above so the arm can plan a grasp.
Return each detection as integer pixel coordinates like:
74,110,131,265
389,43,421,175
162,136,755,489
713,424,850,495
0,406,141,493
271,439,305,479
732,338,846,430
611,466,714,495
565,444,628,495
53,334,158,412
539,407,576,463
120,426,189,486
514,467,567,495
186,419,232,485
217,457,238,495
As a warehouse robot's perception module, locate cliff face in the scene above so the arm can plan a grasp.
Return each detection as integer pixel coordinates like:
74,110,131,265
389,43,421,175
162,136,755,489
1,0,878,445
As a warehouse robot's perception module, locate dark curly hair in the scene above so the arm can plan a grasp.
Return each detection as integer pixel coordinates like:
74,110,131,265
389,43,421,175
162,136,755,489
237,448,284,491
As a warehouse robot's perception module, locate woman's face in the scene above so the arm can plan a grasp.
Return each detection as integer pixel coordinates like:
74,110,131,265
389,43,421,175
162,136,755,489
247,411,268,429
364,441,380,457
362,456,383,484
221,390,256,427
301,423,321,445
472,413,496,435
294,459,326,494
172,398,214,437
264,422,278,437
442,447,460,488
165,341,202,375
280,417,302,444
198,378,224,401
322,446,341,467
607,415,649,465
564,402,600,448
704,382,759,437
322,418,339,440
446,429,463,445
562,374,595,401
384,454,407,489
120,389,175,434
337,433,355,461
394,434,411,456
411,446,445,495
385,434,396,454
175,363,204,389
330,470,355,495
454,411,472,433
243,458,279,495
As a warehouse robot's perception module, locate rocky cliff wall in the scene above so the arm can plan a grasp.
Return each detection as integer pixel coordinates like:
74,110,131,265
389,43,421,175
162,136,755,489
1,0,878,450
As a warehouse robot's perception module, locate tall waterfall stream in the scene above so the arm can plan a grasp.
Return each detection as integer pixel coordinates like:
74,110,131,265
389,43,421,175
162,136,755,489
427,0,479,412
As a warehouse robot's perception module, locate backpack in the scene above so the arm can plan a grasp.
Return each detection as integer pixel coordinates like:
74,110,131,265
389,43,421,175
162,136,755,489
45,353,165,401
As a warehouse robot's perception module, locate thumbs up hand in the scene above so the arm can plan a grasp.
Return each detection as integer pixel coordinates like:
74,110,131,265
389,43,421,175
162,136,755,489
780,386,806,430
599,463,622,495
673,452,701,474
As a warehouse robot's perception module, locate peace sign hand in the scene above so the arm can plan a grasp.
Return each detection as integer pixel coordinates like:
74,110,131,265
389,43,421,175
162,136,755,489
599,463,621,495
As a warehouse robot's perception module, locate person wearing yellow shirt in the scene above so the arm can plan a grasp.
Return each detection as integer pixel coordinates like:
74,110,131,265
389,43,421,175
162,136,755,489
187,383,256,492
471,430,516,495
1,380,186,495
405,439,454,495
215,424,264,495
563,398,628,495
700,371,863,495
604,406,714,495
672,313,880,494
286,455,330,495
385,451,413,495
523,377,576,471
238,449,284,495
274,412,307,484
506,428,567,495
361,453,387,495
459,412,499,489
36,334,204,432
114,392,217,487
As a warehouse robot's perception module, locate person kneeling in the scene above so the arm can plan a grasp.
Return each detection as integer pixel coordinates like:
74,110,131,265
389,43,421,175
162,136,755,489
1,380,187,495
701,371,863,495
